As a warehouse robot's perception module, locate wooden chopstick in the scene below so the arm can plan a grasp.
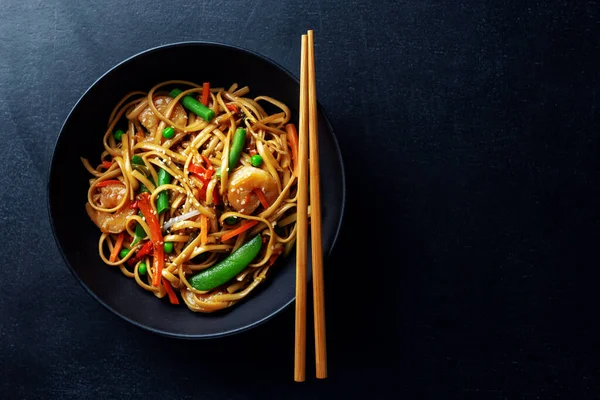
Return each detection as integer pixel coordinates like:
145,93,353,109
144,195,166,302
307,30,327,379
294,33,309,383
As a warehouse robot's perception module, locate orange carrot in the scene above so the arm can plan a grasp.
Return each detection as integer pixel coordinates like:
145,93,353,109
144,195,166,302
200,215,208,245
221,220,259,242
162,278,180,305
109,233,125,262
201,82,210,106
101,161,113,169
95,179,124,188
286,123,299,176
254,189,270,209
226,103,239,113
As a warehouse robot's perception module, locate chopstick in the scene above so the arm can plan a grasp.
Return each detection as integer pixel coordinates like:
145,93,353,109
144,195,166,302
307,30,327,379
294,33,309,383
295,30,327,382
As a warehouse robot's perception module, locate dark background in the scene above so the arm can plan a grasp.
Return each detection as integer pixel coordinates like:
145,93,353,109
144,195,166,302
1,0,599,398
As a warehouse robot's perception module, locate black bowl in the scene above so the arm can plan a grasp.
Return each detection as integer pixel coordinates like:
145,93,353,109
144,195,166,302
47,42,345,339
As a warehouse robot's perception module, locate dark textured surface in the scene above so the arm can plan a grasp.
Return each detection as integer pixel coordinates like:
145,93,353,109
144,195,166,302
1,0,600,398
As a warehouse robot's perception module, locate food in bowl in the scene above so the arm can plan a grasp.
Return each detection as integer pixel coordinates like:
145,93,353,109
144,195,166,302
82,80,300,312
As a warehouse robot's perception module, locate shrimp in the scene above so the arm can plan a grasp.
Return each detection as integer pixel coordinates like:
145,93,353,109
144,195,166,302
227,166,278,214
86,183,135,233
138,96,188,134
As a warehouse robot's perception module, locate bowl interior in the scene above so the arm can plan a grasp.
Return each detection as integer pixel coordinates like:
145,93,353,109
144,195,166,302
48,42,345,338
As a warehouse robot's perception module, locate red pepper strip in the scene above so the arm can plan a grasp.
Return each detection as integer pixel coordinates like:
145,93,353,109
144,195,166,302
127,240,154,267
95,179,124,188
101,161,113,169
189,163,206,177
162,278,180,305
137,192,165,286
226,103,239,113
129,200,139,210
201,82,210,106
201,155,214,180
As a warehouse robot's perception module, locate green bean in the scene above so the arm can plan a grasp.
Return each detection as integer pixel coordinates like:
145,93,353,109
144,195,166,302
169,88,215,122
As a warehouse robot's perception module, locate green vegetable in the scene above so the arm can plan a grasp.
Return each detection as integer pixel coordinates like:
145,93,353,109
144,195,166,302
132,155,145,166
224,216,238,225
214,128,246,177
114,129,124,141
119,248,130,259
162,127,175,139
131,211,147,246
250,154,263,167
229,128,246,170
138,262,147,275
169,88,216,122
156,168,171,214
188,235,262,291
164,242,174,253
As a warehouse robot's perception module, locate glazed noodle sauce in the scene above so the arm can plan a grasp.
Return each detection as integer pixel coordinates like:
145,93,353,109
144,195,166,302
82,80,299,312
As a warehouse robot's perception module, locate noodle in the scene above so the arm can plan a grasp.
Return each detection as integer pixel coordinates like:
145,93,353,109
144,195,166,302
83,81,298,313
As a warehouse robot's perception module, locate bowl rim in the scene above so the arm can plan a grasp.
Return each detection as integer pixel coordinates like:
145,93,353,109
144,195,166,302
46,40,346,339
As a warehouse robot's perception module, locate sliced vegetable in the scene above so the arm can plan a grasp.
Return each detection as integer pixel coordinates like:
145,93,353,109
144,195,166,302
226,103,239,113
164,242,174,254
162,126,175,139
138,262,147,275
109,233,125,262
254,188,270,209
201,82,210,106
188,235,262,291
200,215,208,245
102,161,113,169
131,155,145,166
119,248,130,259
162,278,180,304
285,123,299,176
250,154,263,167
131,211,147,246
221,220,258,242
127,240,153,267
95,179,124,188
137,192,165,287
169,88,215,122
114,129,124,141
156,168,171,214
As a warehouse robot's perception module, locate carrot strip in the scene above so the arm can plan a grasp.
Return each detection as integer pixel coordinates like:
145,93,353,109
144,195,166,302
254,189,270,209
200,215,208,245
109,233,125,262
221,220,259,242
101,161,113,169
201,82,210,106
95,179,124,188
286,123,299,177
137,192,165,287
162,278,180,305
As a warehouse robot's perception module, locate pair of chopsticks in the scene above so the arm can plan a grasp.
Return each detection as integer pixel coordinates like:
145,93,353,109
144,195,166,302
295,30,327,382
